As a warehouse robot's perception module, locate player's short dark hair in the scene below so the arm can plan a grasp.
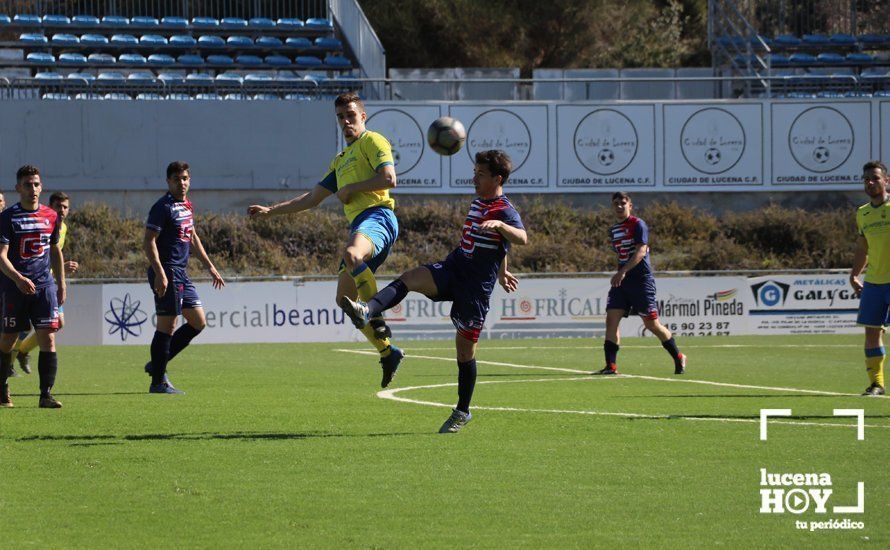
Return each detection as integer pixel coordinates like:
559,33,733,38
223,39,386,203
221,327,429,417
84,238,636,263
166,161,190,179
611,191,631,202
475,150,512,183
864,160,888,176
334,92,364,111
16,165,40,183
49,191,69,205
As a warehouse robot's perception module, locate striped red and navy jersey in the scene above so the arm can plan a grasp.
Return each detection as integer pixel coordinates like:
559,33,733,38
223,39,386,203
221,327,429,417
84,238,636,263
609,215,652,280
146,192,194,270
447,195,524,296
0,203,61,290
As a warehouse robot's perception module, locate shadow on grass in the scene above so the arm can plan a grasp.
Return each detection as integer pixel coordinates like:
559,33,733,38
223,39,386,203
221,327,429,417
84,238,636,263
15,431,425,445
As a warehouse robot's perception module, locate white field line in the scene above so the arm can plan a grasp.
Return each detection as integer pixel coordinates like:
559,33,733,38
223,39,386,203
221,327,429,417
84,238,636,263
380,344,861,351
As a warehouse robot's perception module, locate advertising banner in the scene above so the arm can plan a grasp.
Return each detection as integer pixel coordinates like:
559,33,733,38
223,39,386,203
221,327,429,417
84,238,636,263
745,275,859,334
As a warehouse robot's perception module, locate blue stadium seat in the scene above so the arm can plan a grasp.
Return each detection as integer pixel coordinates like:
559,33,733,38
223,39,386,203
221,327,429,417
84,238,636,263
67,72,95,82
245,73,273,82
235,54,263,66
276,18,304,29
304,18,333,31
97,71,126,81
119,53,148,65
315,37,343,51
774,34,801,47
256,36,283,48
72,15,99,26
166,93,191,100
285,93,312,101
802,34,830,46
844,90,872,97
829,34,856,46
104,93,132,100
74,92,103,100
195,93,223,100
250,93,276,100
324,55,352,68
859,34,890,47
158,73,185,84
185,73,214,85
58,53,88,66
147,54,175,66
42,93,71,100
131,16,159,27
101,15,130,27
136,93,164,100
14,14,42,26
0,15,10,25
265,55,291,67
847,52,874,63
177,54,205,66
248,18,275,29
198,35,225,48
81,34,109,45
169,35,197,47
51,33,79,46
227,36,253,47
161,16,188,28
816,52,844,64
861,67,889,80
816,90,844,98
191,17,219,28
220,17,248,28
26,52,55,65
874,90,890,98
20,33,48,45
35,71,63,80
128,71,157,82
140,34,167,45
88,53,116,65
206,54,234,65
786,91,816,98
225,93,248,100
285,37,312,49
789,53,816,65
111,34,138,45
42,14,71,26
296,55,323,67
750,35,772,50
215,72,244,84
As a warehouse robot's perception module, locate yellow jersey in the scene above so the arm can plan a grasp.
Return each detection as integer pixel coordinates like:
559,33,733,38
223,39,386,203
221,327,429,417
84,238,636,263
857,200,890,284
319,130,395,223
58,220,67,250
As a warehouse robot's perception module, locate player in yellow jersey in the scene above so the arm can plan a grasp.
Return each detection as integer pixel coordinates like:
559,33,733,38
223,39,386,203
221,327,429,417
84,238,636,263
248,92,404,387
850,160,890,396
10,192,78,375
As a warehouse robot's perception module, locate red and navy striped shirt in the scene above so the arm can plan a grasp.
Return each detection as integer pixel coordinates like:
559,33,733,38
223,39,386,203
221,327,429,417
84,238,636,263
146,193,194,270
0,203,61,290
609,215,652,280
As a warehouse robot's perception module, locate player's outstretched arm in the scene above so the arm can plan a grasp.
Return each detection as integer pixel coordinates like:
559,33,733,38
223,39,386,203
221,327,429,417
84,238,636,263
190,230,225,289
143,228,167,297
849,235,868,295
0,243,35,295
247,185,332,217
499,256,519,293
50,242,66,306
479,219,528,245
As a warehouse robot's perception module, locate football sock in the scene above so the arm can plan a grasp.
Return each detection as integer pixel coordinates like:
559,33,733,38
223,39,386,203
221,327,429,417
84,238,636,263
352,262,394,353
661,337,681,362
361,326,391,355
604,340,619,367
368,279,409,318
18,331,38,355
456,359,477,414
37,351,57,398
0,351,12,387
865,347,885,387
150,331,172,385
168,323,202,362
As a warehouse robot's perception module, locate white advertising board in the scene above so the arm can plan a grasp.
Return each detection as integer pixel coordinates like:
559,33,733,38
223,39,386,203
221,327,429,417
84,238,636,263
745,275,859,335
364,104,446,190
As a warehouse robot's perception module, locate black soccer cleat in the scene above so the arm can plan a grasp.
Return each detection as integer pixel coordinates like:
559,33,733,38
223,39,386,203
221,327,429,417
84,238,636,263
674,353,687,375
16,351,30,374
593,364,618,375
862,383,885,397
379,346,404,388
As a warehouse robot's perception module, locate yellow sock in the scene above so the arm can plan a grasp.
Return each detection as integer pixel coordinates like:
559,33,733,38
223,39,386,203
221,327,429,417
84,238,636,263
865,351,885,387
19,332,38,355
352,263,393,355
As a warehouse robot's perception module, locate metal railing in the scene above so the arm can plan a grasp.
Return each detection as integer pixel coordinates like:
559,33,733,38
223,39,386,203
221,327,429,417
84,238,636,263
0,0,328,20
328,0,384,97
724,0,885,37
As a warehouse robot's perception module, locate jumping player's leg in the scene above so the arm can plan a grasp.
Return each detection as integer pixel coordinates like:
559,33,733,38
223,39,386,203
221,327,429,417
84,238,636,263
336,270,392,355
344,208,399,339
366,266,439,318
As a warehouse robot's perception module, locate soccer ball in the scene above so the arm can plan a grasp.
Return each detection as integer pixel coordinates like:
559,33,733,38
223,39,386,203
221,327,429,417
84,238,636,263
427,117,466,156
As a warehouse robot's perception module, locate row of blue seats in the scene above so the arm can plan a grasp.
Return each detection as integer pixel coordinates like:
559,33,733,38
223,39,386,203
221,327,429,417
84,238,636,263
774,91,890,98
31,71,352,85
719,33,890,49
17,32,342,50
0,14,332,31
41,92,315,100
736,52,884,66
24,52,351,68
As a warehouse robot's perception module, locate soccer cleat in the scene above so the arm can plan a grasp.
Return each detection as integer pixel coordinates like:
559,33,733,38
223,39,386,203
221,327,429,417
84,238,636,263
340,296,370,329
1,387,12,408
38,395,62,408
149,382,185,395
369,317,392,340
438,408,472,433
16,351,31,374
145,362,173,386
675,353,687,375
862,383,885,396
379,345,404,388
7,365,19,378
593,364,618,375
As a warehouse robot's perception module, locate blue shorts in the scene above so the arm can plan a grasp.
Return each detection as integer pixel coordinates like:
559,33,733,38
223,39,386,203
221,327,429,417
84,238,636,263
1,285,60,333
148,267,202,317
345,207,399,274
607,276,659,319
425,256,489,342
857,282,890,328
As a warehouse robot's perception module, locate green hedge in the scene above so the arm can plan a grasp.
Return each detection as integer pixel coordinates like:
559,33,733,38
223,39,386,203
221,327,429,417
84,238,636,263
64,200,857,279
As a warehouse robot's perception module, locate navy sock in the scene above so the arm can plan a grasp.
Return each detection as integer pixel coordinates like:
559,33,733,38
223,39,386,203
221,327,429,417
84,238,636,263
168,323,202,362
0,351,11,387
604,340,619,366
368,279,409,318
456,359,477,414
37,351,57,398
661,337,681,362
150,331,172,385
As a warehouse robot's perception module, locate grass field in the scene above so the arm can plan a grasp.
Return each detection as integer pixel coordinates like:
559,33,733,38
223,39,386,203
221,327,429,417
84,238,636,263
1,334,887,548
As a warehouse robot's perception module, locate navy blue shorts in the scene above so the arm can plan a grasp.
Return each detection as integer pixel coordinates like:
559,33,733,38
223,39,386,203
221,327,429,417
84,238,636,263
606,276,659,319
148,267,202,317
1,285,60,333
857,282,890,328
424,257,489,342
